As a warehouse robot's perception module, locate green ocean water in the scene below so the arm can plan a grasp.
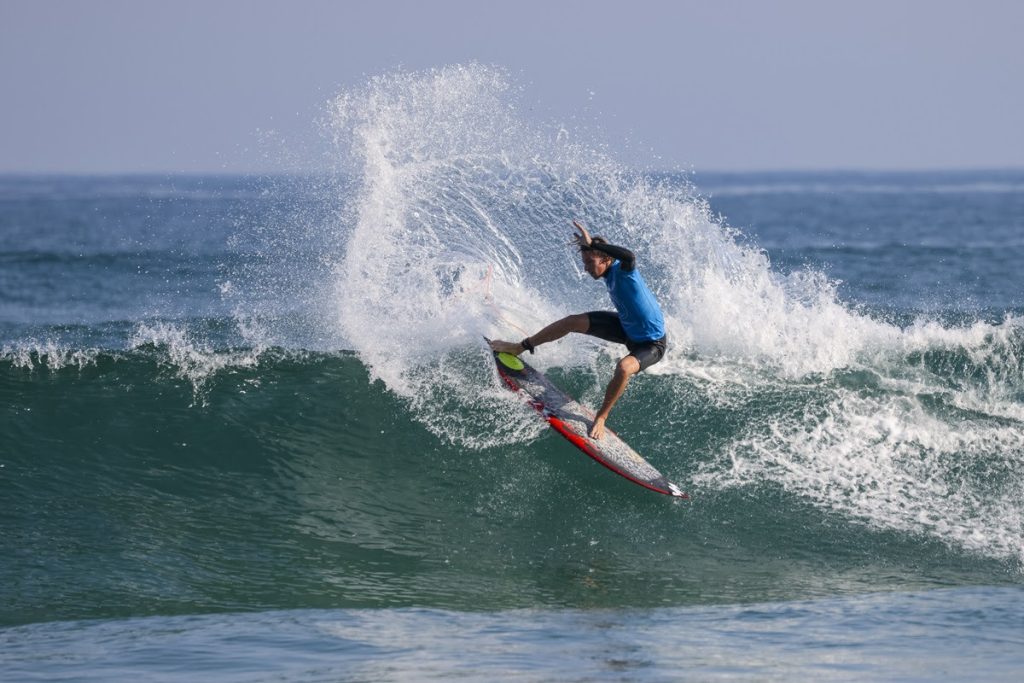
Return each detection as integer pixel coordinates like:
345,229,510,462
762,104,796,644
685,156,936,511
3,347,1020,630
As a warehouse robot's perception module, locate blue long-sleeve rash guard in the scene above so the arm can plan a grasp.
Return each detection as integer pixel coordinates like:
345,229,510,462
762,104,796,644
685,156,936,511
589,242,666,342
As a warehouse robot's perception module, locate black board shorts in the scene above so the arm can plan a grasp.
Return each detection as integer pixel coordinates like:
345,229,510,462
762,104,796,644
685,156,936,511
585,311,667,371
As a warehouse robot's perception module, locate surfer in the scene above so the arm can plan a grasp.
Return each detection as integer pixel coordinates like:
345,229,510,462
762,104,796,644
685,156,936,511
489,221,667,439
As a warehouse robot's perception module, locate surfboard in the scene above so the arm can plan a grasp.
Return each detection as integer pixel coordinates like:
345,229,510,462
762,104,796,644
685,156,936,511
489,344,688,499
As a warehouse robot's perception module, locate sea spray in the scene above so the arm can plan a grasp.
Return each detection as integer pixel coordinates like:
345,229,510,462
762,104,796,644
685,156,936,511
1,340,103,372
325,65,903,384
126,321,274,403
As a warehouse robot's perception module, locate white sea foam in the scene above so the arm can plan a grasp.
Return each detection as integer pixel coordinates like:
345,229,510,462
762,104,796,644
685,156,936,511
699,379,1024,564
323,64,1024,563
1,340,102,371
128,322,270,402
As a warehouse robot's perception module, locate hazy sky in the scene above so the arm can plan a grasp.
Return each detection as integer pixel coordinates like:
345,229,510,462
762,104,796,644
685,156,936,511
2,0,1022,173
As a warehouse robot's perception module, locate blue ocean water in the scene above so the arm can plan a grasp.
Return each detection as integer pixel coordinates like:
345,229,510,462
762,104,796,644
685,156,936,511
2,66,1023,680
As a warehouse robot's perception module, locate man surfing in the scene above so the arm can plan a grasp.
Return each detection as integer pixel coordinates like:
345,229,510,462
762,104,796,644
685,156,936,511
489,221,667,440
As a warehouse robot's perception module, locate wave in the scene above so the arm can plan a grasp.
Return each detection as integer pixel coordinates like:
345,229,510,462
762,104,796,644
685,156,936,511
2,338,1021,628
3,316,1023,574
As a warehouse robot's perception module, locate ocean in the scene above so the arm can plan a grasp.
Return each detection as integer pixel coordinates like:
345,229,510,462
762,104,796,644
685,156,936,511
2,65,1023,681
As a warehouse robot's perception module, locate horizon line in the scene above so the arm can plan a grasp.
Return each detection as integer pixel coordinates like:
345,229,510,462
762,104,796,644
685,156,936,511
2,165,1024,178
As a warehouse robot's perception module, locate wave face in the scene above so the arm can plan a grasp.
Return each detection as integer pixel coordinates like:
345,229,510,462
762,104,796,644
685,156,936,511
2,347,1020,628
2,65,1024,628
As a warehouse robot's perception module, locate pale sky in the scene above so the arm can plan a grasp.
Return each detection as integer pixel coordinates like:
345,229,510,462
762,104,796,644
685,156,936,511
1,0,1022,173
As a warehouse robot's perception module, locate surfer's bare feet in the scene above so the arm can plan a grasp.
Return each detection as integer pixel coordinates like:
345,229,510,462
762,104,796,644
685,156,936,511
589,416,606,440
489,339,523,355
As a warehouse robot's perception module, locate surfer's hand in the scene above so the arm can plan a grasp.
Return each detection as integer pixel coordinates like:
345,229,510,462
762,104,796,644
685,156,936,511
572,220,592,249
489,339,524,356
589,416,606,440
